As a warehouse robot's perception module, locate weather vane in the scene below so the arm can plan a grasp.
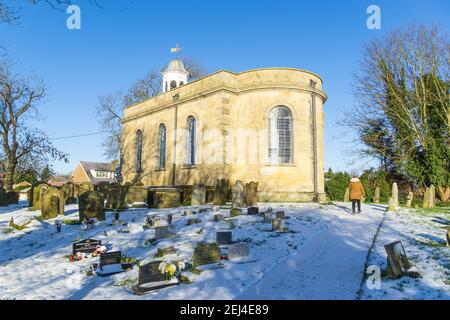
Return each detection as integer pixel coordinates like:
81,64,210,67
170,43,182,57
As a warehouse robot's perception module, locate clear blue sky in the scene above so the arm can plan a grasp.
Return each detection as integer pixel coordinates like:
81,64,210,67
1,0,449,175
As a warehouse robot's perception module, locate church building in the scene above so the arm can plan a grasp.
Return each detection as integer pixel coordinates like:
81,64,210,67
120,58,327,202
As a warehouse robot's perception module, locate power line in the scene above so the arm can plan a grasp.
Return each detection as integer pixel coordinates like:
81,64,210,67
50,131,114,140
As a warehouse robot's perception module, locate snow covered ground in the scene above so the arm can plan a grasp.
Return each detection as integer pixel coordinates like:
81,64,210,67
0,201,448,300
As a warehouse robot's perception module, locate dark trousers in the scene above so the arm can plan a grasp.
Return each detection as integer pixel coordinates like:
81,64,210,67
352,200,361,213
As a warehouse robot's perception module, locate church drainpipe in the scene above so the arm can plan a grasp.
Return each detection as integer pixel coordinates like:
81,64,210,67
311,92,319,202
172,105,178,186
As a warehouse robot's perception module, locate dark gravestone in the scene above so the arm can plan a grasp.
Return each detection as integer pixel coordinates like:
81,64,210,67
214,214,224,222
97,251,124,276
78,191,105,222
272,218,283,231
216,230,233,246
186,218,202,226
228,242,250,260
247,207,259,215
156,246,176,257
155,225,171,240
245,181,258,207
276,211,285,219
72,239,102,255
263,212,272,223
137,261,179,294
193,243,221,267
230,208,242,217
213,179,229,205
41,187,65,220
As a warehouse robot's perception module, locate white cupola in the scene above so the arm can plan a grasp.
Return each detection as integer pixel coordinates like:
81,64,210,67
162,59,190,93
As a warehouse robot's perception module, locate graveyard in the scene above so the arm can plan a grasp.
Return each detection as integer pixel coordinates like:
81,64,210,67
0,196,448,300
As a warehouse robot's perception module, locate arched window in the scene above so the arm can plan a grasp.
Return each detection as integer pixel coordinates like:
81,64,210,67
269,106,293,164
158,124,166,169
136,129,143,171
179,81,184,86
170,80,177,90
186,116,196,165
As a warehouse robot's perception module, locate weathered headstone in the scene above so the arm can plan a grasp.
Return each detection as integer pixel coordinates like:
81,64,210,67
245,181,258,207
106,184,125,210
231,180,246,208
384,241,411,278
276,211,285,220
97,251,124,276
213,179,229,205
272,218,283,231
41,187,65,220
247,207,259,215
62,182,77,205
263,212,272,223
155,225,171,240
216,230,233,246
344,188,350,202
230,208,242,217
191,183,207,205
186,218,202,226
125,186,148,207
388,197,396,212
151,188,181,208
374,187,381,204
214,214,224,222
228,242,250,260
406,192,414,208
137,261,179,294
193,243,221,267
392,182,399,208
78,191,105,222
156,246,176,257
72,239,102,255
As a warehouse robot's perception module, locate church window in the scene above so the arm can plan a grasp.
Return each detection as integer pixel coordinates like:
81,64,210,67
269,106,293,164
170,80,177,89
158,124,167,169
186,116,196,165
136,129,143,172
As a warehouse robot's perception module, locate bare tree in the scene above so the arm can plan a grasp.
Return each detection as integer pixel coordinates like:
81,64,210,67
0,59,68,191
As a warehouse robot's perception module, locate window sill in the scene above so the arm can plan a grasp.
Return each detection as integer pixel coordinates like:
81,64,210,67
155,168,167,172
264,163,296,167
182,165,197,169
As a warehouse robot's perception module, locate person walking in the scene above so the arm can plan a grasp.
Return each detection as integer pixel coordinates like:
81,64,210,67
348,176,365,214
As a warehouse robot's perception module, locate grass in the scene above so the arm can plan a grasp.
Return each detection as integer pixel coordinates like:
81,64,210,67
63,219,81,225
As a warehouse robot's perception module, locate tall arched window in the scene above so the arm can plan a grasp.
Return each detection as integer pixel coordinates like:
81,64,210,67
186,116,196,165
269,106,293,164
136,129,143,171
158,124,166,169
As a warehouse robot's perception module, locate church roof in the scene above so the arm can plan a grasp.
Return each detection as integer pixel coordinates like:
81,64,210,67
163,59,189,74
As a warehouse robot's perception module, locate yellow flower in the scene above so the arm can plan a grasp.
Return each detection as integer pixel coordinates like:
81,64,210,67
165,264,177,276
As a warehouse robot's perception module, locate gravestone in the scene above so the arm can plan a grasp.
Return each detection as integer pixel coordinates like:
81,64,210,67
41,187,65,220
247,207,259,215
423,185,435,209
216,230,233,246
213,179,229,205
32,183,49,210
228,242,250,260
231,180,246,208
391,183,399,208
167,213,173,225
125,186,148,206
72,239,102,255
406,192,414,208
446,226,450,247
374,187,381,204
186,218,202,226
97,251,124,276
191,183,207,205
156,246,176,257
151,188,181,208
214,214,224,222
384,241,411,278
344,188,350,202
230,208,242,217
193,243,221,267
137,261,179,294
106,184,125,209
388,197,396,212
272,218,283,231
276,211,285,220
263,212,272,223
154,225,171,240
78,191,105,222
245,181,258,207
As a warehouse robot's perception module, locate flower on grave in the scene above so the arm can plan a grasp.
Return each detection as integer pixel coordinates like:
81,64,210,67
158,262,167,274
177,261,185,271
165,264,177,277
